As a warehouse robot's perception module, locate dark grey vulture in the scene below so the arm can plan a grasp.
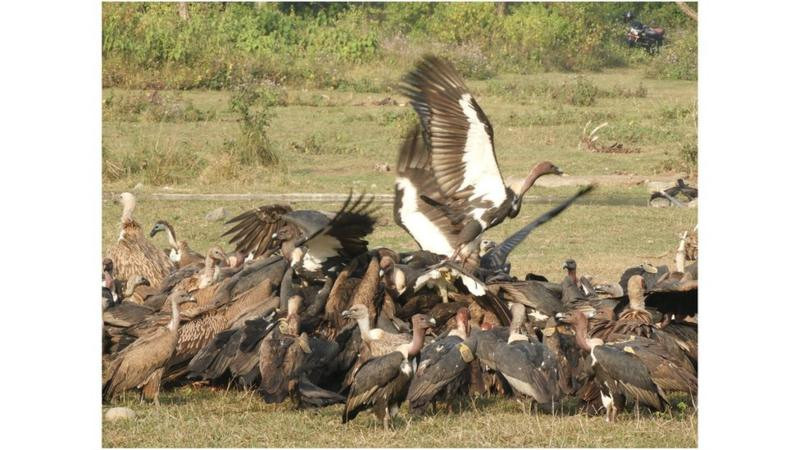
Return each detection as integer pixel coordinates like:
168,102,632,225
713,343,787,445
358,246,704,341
406,308,476,414
556,310,669,422
342,314,435,430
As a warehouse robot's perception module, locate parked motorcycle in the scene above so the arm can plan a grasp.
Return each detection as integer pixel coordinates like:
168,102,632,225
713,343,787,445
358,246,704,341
624,12,665,54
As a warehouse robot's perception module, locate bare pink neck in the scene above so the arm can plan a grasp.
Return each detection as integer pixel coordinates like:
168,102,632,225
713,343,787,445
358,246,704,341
408,325,426,358
572,317,592,352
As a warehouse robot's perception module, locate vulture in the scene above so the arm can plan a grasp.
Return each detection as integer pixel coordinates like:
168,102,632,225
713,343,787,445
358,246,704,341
340,303,412,390
560,259,597,305
102,258,122,310
342,314,435,430
122,275,159,305
149,220,204,268
107,192,174,286
612,275,697,369
407,308,476,414
394,55,563,259
556,310,669,422
492,304,561,411
223,192,378,281
258,295,343,407
102,290,194,404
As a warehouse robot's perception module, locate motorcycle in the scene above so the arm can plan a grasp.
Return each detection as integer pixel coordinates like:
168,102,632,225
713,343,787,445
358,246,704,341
626,22,665,54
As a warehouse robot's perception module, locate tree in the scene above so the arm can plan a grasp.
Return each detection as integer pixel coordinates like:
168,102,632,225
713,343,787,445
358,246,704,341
675,2,698,22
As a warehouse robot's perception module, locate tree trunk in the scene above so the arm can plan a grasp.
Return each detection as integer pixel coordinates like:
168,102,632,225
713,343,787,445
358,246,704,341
178,2,189,21
495,2,507,17
675,2,698,22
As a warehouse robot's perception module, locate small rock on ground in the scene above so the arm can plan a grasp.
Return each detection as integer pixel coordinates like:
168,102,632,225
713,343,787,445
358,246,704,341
205,207,229,222
105,407,136,421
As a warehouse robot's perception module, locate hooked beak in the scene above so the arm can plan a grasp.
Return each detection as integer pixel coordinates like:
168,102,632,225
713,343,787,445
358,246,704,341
553,166,564,176
428,318,436,326
149,227,158,238
341,310,353,319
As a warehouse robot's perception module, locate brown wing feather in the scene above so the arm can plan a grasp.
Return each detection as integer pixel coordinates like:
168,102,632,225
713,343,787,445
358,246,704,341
222,204,293,257
394,126,466,251
399,56,502,199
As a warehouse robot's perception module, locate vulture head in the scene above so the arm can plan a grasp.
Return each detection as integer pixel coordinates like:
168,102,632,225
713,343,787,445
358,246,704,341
507,162,562,216
205,246,228,265
124,274,150,297
115,192,137,223
341,303,369,321
508,161,563,198
102,258,114,274
555,309,594,326
479,239,496,257
411,314,436,332
149,220,169,238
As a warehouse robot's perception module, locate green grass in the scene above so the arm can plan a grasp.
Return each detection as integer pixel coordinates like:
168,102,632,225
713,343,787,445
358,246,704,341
102,68,697,195
102,387,697,447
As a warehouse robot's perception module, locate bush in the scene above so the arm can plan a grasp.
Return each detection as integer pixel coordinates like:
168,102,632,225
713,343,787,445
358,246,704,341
645,29,698,80
552,76,600,106
228,83,280,167
102,3,697,89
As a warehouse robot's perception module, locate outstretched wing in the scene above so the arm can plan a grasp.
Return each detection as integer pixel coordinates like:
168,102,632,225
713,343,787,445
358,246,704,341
288,191,379,258
481,185,594,271
400,55,508,208
222,204,293,257
394,126,463,255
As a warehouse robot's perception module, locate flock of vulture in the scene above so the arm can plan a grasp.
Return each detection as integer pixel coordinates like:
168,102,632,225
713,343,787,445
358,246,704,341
102,56,698,427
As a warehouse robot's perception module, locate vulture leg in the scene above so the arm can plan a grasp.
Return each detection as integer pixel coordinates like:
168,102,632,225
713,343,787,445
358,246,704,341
383,408,390,431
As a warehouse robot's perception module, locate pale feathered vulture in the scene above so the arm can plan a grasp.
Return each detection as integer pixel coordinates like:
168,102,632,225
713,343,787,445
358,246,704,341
107,192,175,286
395,56,562,258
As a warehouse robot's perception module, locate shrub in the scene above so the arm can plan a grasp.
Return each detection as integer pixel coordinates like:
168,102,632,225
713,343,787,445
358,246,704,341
102,3,697,89
645,29,698,80
552,76,600,107
228,83,280,167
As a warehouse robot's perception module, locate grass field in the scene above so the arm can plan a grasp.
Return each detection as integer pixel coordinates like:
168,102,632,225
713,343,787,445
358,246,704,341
102,67,697,447
102,388,697,448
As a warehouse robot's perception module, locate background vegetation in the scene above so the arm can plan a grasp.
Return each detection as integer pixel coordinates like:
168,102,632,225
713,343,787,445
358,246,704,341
103,2,698,90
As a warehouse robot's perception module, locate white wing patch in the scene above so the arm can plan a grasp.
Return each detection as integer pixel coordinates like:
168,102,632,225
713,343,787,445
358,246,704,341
455,94,507,207
395,177,455,256
303,234,341,272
